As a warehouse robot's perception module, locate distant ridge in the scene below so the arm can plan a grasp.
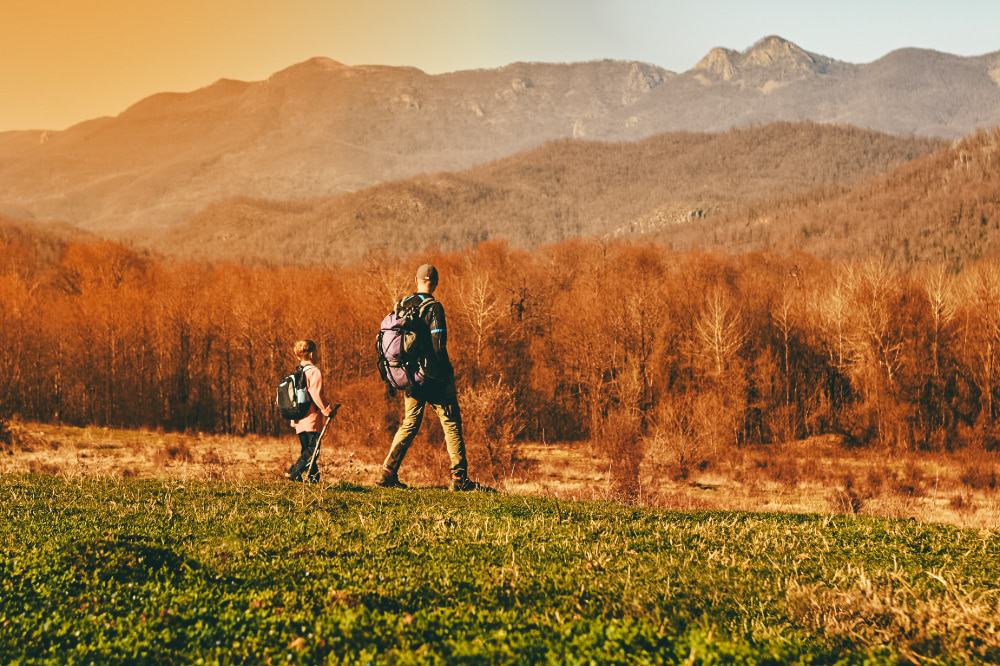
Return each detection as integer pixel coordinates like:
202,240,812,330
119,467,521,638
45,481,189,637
0,35,997,236
148,123,942,264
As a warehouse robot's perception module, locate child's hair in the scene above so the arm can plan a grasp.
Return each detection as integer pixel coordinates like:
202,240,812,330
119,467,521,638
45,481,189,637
293,339,317,360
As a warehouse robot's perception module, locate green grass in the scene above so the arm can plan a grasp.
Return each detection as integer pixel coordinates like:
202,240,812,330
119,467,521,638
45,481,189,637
1,476,997,664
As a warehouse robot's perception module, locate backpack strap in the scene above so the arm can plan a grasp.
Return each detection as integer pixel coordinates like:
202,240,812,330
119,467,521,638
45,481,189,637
395,294,437,320
297,364,318,406
417,297,437,318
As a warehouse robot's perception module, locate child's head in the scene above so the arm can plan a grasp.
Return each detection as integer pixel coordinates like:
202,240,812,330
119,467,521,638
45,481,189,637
294,339,317,362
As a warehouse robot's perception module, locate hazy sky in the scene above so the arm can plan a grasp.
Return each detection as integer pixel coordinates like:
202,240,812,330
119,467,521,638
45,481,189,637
3,0,999,131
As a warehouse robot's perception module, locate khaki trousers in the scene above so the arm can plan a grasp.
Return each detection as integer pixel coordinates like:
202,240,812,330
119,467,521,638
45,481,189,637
383,389,468,478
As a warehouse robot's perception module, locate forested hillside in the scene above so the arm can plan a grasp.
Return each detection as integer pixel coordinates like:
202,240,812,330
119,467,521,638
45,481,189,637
152,123,941,264
661,127,1000,268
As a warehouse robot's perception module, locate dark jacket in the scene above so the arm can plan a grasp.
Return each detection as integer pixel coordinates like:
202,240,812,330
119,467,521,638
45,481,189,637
400,292,454,384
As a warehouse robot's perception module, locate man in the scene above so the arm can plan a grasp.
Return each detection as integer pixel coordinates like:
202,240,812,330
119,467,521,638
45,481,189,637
286,339,336,483
377,264,481,491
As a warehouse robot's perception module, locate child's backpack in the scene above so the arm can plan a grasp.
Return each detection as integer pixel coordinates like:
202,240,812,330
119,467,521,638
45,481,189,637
377,295,436,391
276,364,314,420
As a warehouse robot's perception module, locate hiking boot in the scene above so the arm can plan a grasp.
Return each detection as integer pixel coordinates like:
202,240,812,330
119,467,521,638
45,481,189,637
449,476,482,492
375,468,408,489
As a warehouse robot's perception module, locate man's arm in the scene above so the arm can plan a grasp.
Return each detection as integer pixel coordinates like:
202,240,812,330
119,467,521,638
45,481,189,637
426,302,454,378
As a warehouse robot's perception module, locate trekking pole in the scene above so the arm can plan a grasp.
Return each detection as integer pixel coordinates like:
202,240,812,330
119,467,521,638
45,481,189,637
305,403,340,474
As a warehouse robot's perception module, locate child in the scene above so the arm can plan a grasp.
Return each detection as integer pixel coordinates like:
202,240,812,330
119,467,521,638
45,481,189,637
286,339,335,483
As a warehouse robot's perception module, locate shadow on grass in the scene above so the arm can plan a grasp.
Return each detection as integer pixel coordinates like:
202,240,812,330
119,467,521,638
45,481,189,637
62,535,203,585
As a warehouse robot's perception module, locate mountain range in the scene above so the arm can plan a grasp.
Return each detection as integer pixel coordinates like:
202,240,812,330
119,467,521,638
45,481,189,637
1,35,998,237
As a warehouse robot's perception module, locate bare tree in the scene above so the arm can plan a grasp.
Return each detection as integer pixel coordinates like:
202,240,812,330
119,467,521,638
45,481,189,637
956,262,1000,436
693,287,747,380
456,264,502,386
925,266,957,380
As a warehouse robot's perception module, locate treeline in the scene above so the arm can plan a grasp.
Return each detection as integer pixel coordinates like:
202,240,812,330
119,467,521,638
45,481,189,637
4,229,1000,462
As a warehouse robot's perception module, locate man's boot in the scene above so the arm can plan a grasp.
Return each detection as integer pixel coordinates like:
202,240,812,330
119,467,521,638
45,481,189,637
375,466,408,489
449,473,482,492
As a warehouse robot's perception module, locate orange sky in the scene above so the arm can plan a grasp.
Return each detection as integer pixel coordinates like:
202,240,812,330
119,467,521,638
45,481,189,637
0,0,519,131
3,0,999,132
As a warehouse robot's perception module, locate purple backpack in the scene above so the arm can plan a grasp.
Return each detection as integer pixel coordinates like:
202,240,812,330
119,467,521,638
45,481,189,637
377,296,436,391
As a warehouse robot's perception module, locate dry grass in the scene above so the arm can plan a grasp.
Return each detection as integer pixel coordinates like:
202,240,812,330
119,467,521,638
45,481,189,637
787,567,1000,662
2,420,998,529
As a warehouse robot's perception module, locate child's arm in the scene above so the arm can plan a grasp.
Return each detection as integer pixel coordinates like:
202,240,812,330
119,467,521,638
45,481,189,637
307,367,334,417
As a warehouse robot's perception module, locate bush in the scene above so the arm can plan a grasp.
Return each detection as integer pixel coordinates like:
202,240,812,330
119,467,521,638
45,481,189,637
891,461,926,497
645,402,709,482
461,379,525,483
830,474,874,514
331,379,399,465
153,442,194,465
0,413,11,453
959,463,999,491
596,410,644,500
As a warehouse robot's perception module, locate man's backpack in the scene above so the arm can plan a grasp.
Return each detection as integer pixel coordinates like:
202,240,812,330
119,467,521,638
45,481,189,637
276,365,314,420
377,295,436,391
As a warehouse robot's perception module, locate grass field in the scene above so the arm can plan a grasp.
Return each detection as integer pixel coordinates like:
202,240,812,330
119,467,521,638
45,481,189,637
1,475,997,663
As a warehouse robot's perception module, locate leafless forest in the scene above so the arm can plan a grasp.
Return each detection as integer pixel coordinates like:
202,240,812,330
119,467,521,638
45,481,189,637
6,228,1000,467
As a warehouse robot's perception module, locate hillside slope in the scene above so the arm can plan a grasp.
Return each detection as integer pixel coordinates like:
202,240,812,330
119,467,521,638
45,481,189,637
658,127,1000,266
151,123,941,264
0,36,997,235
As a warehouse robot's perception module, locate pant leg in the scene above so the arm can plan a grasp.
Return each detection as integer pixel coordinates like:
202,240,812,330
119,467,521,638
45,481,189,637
304,431,321,483
288,431,318,481
430,389,468,479
382,393,425,474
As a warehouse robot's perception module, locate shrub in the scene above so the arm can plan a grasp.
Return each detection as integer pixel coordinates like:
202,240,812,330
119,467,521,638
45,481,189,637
201,451,223,466
949,492,975,512
0,413,11,454
959,464,999,492
891,461,926,497
645,402,710,482
153,442,194,465
596,410,644,500
830,474,873,514
461,379,525,483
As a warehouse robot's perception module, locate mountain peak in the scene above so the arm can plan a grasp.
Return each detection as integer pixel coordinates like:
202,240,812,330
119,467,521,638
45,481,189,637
693,47,739,80
268,56,347,80
746,35,807,60
298,56,346,69
691,35,837,87
750,35,799,51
